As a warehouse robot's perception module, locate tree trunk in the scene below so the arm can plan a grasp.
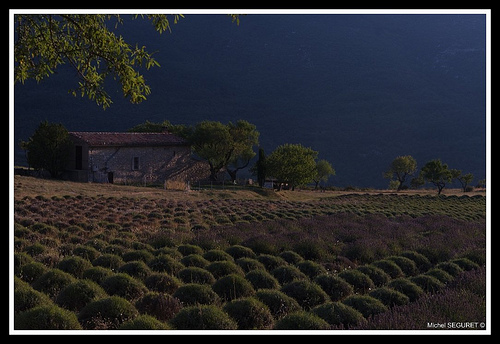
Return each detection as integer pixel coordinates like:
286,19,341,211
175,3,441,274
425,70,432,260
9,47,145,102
227,169,237,183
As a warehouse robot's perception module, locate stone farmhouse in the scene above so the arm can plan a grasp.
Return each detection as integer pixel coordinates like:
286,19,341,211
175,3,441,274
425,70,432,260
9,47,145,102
64,131,208,185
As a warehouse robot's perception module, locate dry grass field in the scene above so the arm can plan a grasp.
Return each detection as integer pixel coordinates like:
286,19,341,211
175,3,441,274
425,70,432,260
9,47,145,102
12,175,485,202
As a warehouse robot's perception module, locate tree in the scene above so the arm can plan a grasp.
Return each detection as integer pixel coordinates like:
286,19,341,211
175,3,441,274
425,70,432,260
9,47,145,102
312,160,335,190
20,121,73,178
190,120,259,182
420,159,453,195
128,120,193,139
266,144,318,191
226,120,259,182
451,169,474,192
252,148,267,187
14,14,240,109
384,155,417,191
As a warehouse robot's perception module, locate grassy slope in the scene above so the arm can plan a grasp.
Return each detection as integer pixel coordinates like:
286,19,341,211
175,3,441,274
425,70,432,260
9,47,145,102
12,175,485,202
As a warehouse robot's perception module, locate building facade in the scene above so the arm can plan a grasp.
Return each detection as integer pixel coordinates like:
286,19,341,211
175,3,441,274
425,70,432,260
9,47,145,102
65,131,196,185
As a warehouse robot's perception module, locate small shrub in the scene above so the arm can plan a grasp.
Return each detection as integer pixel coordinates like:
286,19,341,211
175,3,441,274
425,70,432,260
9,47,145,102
101,273,148,301
92,253,124,272
425,268,454,284
342,295,388,318
119,314,171,330
30,223,58,236
173,283,220,306
279,250,304,264
122,249,155,264
463,248,486,267
73,245,101,261
409,274,445,293
342,242,376,263
292,240,327,261
371,259,404,279
82,266,114,284
296,260,327,279
78,296,139,330
387,278,424,302
223,297,274,330
368,287,410,307
103,244,126,256
56,279,107,311
212,274,255,301
24,242,47,257
311,301,366,327
14,277,52,313
57,256,93,278
451,257,480,271
16,261,48,284
242,235,279,255
435,261,463,277
257,254,288,271
338,269,375,293
177,267,216,285
117,260,152,280
180,254,210,268
134,292,182,322
170,305,238,330
147,254,184,275
15,304,82,330
281,280,329,310
245,269,280,290
255,289,301,319
313,274,353,301
177,244,204,256
235,257,266,272
32,269,76,298
203,249,234,262
271,265,307,285
14,252,35,275
356,265,391,287
387,256,418,276
273,311,330,330
225,245,257,259
155,247,183,260
144,273,181,294
400,250,432,273
206,260,244,279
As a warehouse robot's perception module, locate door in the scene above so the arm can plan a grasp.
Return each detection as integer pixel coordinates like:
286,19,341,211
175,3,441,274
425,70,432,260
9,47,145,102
75,146,83,170
107,172,114,184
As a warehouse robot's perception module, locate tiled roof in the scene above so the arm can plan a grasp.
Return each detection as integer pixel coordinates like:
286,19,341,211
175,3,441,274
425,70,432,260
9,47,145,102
69,132,188,147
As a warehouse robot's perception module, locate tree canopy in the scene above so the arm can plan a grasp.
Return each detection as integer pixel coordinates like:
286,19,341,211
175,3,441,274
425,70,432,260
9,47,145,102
313,159,335,190
191,120,259,181
384,155,417,191
265,143,318,190
20,120,73,177
420,159,453,195
14,14,240,109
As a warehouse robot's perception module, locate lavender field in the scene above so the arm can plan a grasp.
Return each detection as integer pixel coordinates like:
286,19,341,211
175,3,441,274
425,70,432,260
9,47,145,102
12,179,487,332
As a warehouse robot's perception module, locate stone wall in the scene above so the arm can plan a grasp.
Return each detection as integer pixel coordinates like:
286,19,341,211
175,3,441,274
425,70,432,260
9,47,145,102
87,145,192,184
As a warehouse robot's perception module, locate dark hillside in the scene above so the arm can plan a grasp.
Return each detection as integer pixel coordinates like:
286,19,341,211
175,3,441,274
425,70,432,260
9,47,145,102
13,14,486,188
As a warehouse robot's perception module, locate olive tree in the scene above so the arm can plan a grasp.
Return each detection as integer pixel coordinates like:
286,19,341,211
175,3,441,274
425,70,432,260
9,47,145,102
191,120,259,182
266,144,318,191
420,159,453,195
20,121,73,178
14,14,240,109
384,155,417,191
312,159,335,190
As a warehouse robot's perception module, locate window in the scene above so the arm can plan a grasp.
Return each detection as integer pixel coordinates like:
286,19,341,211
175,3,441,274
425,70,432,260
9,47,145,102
75,146,83,170
132,157,140,170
